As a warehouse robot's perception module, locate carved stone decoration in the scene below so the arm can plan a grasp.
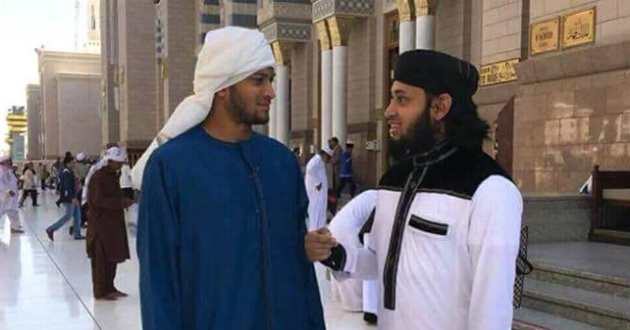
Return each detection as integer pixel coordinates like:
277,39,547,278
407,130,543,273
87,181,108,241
327,16,354,47
261,22,312,44
397,0,414,22
414,0,437,16
313,0,374,23
316,21,332,51
258,0,313,45
272,41,293,66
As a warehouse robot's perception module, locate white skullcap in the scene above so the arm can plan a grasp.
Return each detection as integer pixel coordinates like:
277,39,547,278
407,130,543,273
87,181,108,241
322,146,334,157
131,27,276,189
76,152,87,161
0,151,10,163
104,147,126,163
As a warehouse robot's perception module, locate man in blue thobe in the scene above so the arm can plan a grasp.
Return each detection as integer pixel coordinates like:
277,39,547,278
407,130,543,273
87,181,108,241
136,27,325,330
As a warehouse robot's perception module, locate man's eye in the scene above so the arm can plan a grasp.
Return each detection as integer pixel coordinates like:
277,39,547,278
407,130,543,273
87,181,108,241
397,97,406,103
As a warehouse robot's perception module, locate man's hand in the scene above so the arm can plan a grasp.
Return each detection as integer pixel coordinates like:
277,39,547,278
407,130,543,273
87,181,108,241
7,190,15,197
72,198,79,205
305,228,338,262
124,198,134,208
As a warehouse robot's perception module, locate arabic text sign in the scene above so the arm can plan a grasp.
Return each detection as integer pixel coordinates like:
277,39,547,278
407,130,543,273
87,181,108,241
562,8,595,49
480,59,519,86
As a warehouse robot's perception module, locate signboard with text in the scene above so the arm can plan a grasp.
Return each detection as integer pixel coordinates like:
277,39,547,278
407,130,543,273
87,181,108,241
480,59,519,86
562,8,596,49
530,18,559,55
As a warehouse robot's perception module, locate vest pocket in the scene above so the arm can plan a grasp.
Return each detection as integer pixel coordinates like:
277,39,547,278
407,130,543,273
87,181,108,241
409,215,449,236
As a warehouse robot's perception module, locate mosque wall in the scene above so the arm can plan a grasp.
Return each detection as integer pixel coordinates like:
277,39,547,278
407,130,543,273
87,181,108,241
38,52,101,159
57,74,103,157
116,0,158,150
26,85,43,160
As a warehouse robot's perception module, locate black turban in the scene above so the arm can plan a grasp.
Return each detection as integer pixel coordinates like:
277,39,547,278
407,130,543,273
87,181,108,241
394,50,479,98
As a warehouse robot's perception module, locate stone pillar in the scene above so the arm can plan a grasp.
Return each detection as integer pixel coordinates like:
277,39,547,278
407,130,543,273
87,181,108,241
397,0,415,54
327,16,353,147
316,21,333,148
415,0,437,50
272,41,292,146
269,79,277,138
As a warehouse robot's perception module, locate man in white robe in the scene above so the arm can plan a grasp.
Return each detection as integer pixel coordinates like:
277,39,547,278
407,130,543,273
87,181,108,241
305,147,333,231
0,153,24,234
305,50,523,330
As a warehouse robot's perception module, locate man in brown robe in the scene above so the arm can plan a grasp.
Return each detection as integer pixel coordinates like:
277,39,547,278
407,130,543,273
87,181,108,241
87,147,133,301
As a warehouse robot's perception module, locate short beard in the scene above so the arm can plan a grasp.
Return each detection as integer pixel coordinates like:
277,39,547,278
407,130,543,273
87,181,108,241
226,87,268,125
388,101,439,161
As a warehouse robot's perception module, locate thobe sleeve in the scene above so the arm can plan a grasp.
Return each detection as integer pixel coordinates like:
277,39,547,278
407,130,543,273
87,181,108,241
89,174,125,210
324,191,379,281
296,163,327,330
467,176,522,330
137,155,182,330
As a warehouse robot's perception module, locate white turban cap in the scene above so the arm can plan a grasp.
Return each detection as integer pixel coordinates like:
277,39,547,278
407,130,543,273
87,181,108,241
131,27,276,189
0,151,11,163
104,147,126,163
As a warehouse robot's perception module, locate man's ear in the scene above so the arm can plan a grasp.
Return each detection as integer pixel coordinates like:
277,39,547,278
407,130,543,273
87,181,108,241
431,93,452,122
215,88,229,99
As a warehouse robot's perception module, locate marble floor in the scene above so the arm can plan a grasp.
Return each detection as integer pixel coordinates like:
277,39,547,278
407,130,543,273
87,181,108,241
0,191,374,330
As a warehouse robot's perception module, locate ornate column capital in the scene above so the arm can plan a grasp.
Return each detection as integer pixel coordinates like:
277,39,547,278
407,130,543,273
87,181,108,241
414,0,437,16
396,0,414,22
327,16,355,47
272,41,293,66
316,21,332,51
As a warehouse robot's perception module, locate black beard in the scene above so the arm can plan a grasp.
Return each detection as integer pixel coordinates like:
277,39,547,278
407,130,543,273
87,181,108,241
227,87,269,125
388,106,439,161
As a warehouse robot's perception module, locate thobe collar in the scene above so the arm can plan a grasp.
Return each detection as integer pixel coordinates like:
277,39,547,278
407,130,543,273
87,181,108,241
409,141,458,168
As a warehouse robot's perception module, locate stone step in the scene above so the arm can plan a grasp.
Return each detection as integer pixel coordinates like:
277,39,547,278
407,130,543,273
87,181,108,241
530,262,630,298
513,308,608,330
522,279,630,330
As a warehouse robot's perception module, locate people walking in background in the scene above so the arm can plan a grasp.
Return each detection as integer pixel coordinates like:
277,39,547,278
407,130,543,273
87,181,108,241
86,147,132,301
19,162,38,207
37,163,49,191
305,147,334,231
46,154,84,240
337,141,356,199
0,152,24,234
328,137,342,191
50,157,61,191
75,152,90,184
119,157,137,226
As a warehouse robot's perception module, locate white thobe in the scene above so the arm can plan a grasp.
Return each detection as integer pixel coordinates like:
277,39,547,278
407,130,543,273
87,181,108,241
337,176,522,330
329,190,378,313
0,166,21,229
305,154,328,231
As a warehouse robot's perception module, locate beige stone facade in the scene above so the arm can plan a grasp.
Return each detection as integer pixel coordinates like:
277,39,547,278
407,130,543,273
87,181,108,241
476,0,630,193
38,51,102,159
94,0,630,192
100,0,158,162
26,84,43,160
56,74,103,156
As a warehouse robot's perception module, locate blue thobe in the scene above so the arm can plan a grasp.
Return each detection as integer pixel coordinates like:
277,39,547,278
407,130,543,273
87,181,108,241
137,125,326,330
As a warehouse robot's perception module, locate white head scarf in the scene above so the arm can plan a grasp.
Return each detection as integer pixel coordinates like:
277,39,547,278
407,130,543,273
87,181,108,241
82,147,124,205
0,151,10,163
131,27,276,189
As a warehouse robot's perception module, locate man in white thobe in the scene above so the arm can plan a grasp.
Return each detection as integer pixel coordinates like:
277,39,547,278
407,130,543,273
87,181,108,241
305,147,333,231
305,50,523,330
0,153,24,234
